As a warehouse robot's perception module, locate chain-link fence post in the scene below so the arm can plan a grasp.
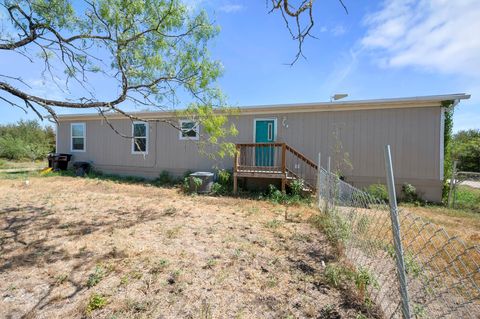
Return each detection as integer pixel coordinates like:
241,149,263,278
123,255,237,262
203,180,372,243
384,145,411,319
448,160,457,208
325,156,331,214
317,152,322,209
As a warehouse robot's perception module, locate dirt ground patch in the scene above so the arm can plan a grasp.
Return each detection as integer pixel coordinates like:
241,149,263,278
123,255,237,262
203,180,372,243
0,176,371,318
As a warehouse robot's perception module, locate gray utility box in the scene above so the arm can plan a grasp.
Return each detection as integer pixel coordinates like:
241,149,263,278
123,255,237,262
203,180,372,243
189,172,214,194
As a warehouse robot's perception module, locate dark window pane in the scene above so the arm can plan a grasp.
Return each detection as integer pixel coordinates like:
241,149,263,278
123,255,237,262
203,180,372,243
133,123,146,137
181,121,197,138
182,129,197,137
72,138,84,150
182,121,195,130
133,137,146,152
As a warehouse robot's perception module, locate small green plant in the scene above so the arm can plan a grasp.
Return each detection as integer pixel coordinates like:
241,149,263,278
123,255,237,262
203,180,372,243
310,211,351,246
384,245,423,278
265,219,282,229
163,206,177,216
289,179,304,197
324,263,378,301
211,182,226,195
365,183,389,202
355,267,379,295
404,252,422,278
267,184,287,204
150,259,169,274
266,274,278,288
120,275,129,286
86,265,105,288
154,170,173,186
182,177,190,193
192,177,203,192
55,273,68,285
217,169,231,186
413,303,426,318
205,258,217,269
86,293,108,314
402,183,419,203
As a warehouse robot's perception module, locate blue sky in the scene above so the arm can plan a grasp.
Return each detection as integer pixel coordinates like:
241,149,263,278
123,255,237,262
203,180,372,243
1,0,479,132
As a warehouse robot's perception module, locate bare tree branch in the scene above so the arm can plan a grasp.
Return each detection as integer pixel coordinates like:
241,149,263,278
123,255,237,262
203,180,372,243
268,0,348,64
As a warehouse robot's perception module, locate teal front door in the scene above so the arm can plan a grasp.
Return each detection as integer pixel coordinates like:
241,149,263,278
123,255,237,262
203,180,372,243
255,119,275,166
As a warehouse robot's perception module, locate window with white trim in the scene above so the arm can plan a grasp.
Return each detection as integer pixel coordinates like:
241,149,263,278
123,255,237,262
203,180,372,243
132,122,148,153
71,123,85,151
179,120,199,140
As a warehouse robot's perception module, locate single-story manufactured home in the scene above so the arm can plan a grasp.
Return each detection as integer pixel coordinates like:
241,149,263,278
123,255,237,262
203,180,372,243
55,93,470,202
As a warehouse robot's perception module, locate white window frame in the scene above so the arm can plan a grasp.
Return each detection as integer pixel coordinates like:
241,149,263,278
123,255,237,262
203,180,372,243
179,120,200,141
70,122,86,152
131,121,149,154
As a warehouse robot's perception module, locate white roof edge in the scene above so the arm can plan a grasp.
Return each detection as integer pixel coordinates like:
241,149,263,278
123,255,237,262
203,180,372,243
54,93,471,119
238,93,471,109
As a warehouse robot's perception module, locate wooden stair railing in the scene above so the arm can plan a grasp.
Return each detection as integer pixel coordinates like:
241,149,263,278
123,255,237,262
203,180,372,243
233,142,318,194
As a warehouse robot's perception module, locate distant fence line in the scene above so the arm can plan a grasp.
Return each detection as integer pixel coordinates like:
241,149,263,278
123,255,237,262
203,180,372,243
316,146,480,319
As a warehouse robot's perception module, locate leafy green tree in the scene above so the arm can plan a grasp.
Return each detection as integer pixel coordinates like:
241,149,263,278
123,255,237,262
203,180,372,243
0,0,235,157
0,120,55,160
453,129,480,172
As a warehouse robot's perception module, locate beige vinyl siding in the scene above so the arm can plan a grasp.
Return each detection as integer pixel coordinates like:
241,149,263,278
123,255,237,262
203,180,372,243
57,106,443,201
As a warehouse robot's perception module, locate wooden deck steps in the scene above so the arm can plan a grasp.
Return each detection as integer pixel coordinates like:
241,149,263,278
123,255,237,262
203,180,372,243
233,142,318,194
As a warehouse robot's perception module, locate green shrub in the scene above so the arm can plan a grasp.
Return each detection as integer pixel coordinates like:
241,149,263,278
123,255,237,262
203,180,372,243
86,293,108,314
0,120,54,160
217,169,231,186
86,266,105,288
324,263,378,299
154,170,173,186
211,182,226,195
401,183,419,203
182,177,190,193
289,179,304,197
454,186,480,213
452,129,480,172
365,184,388,202
183,170,194,179
310,211,351,245
267,184,286,203
0,136,28,160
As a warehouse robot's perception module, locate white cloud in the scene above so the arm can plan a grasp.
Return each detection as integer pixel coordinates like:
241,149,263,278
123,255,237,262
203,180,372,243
361,0,480,77
219,3,244,13
331,25,346,36
28,77,67,101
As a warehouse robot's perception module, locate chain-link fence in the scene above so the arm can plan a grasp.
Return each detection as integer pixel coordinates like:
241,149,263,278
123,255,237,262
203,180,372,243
316,150,480,319
448,164,480,209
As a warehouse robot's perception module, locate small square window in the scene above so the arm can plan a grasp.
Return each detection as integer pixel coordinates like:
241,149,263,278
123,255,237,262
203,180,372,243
132,122,148,154
179,120,199,140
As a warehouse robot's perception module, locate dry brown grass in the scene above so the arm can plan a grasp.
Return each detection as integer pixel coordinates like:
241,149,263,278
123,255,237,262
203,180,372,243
400,204,480,244
0,176,372,319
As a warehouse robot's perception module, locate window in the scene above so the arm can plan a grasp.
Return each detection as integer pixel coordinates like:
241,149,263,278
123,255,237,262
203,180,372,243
132,122,148,154
71,123,85,152
179,120,199,140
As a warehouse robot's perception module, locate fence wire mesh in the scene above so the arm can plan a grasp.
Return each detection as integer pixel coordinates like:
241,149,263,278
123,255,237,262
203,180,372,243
317,167,480,318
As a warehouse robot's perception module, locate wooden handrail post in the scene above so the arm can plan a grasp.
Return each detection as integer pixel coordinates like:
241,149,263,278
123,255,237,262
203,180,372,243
281,143,287,193
233,145,239,194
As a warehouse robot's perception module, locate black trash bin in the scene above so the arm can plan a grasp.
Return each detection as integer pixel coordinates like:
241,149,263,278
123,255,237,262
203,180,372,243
73,161,91,177
47,153,72,171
